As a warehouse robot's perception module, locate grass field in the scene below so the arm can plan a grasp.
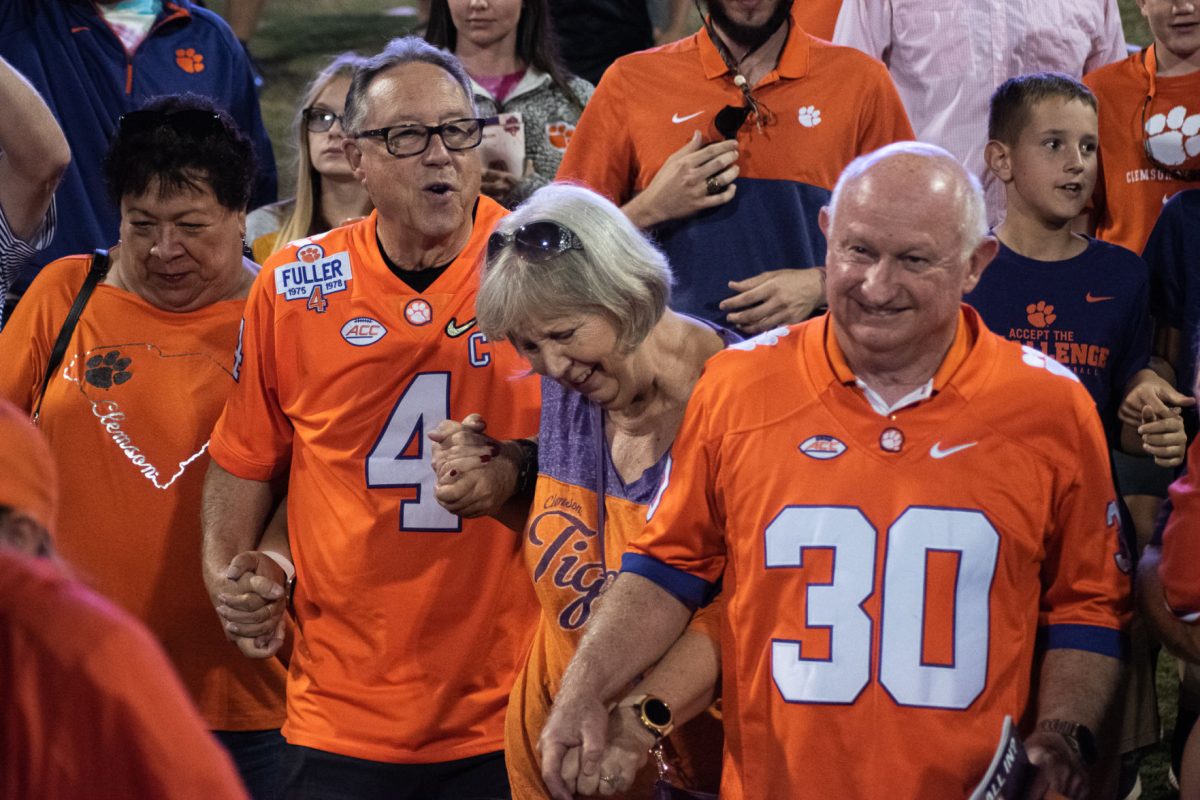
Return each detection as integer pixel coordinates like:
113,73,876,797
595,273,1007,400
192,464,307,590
215,0,1180,796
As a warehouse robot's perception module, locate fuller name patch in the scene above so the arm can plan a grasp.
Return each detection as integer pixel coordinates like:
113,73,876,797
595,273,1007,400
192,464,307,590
275,244,352,302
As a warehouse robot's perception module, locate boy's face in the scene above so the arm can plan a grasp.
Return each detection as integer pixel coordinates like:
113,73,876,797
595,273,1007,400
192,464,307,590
1002,97,1099,226
1138,0,1200,61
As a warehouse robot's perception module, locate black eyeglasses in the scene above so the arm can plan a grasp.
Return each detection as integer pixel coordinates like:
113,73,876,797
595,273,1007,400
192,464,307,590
355,117,486,157
487,221,585,264
1141,94,1200,182
303,107,344,133
715,104,753,141
118,108,226,138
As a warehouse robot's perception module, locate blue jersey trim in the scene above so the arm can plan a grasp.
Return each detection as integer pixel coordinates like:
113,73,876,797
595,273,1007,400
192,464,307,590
1040,623,1125,659
620,553,714,610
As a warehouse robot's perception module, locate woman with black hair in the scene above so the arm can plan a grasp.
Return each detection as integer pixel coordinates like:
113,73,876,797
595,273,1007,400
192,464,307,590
0,93,286,799
425,0,593,207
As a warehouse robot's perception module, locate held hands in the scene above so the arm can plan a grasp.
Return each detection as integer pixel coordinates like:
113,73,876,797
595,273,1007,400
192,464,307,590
215,552,287,659
428,414,519,517
1025,729,1087,800
562,703,659,796
538,689,613,800
720,267,825,334
1121,370,1194,467
624,132,739,229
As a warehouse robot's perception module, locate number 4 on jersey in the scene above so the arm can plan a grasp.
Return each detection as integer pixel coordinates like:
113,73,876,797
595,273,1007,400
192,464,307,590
306,286,328,313
366,372,460,532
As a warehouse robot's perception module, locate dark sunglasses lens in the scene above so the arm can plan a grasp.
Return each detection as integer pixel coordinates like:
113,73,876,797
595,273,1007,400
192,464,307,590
486,232,507,263
515,222,566,254
714,104,751,140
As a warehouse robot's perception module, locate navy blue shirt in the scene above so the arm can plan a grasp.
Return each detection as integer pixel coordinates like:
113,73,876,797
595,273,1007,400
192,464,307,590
1144,190,1200,403
966,238,1151,429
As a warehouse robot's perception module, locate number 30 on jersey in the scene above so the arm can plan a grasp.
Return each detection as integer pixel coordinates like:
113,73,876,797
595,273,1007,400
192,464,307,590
365,372,460,532
766,505,999,710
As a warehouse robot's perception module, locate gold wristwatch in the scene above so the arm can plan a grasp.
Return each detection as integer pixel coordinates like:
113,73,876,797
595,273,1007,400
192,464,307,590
622,694,675,740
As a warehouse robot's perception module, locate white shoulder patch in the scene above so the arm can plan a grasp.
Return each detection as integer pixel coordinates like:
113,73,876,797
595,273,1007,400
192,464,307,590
273,242,352,302
728,326,791,352
1020,346,1081,383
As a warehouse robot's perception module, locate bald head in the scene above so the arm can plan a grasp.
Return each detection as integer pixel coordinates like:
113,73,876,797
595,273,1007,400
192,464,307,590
827,143,988,261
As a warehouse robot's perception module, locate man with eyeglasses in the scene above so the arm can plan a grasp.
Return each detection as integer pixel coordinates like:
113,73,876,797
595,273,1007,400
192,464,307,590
1084,0,1200,255
201,37,540,799
556,0,912,335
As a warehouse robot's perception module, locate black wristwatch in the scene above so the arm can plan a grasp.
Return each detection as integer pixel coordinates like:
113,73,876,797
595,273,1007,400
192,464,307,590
623,694,674,740
1037,719,1098,766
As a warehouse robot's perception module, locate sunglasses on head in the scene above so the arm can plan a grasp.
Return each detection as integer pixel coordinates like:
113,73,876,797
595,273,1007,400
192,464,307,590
118,108,226,138
486,221,585,265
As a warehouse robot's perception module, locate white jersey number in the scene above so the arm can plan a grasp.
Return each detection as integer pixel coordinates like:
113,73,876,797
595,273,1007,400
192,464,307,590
765,506,998,709
366,372,460,532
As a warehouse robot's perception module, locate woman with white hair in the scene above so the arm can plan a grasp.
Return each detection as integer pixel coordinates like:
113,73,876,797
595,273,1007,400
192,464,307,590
431,182,732,798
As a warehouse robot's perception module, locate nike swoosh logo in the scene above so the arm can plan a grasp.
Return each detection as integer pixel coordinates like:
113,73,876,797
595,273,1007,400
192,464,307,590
672,111,703,123
929,441,977,459
1085,293,1115,303
445,317,476,337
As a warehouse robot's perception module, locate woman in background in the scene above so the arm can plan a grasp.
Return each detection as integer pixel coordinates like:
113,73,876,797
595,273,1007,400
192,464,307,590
246,52,372,263
425,0,592,207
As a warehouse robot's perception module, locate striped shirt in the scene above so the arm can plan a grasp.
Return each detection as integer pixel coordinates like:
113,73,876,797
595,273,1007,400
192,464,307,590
0,198,56,329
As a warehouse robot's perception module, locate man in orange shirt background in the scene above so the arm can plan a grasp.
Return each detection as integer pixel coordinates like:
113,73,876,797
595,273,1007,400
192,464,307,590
201,38,540,799
537,144,1129,800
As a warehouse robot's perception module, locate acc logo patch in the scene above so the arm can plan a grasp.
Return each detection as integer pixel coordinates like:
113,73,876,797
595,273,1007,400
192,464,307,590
275,247,352,305
341,317,387,346
405,299,433,326
798,435,846,460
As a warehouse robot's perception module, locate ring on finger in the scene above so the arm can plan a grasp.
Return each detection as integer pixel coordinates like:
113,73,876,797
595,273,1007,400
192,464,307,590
600,774,617,785
706,175,723,195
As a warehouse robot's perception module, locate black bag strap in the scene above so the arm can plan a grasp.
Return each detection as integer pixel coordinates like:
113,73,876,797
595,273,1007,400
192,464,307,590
32,249,111,424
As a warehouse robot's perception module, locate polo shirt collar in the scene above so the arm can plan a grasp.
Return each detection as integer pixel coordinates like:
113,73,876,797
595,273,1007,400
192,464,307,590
697,4,811,82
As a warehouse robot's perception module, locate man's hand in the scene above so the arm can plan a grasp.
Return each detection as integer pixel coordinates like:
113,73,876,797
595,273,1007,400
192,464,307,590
538,690,611,800
1119,369,1195,428
570,703,657,796
1026,729,1087,799
1139,405,1188,467
216,551,287,659
720,268,824,333
623,132,739,229
429,414,520,517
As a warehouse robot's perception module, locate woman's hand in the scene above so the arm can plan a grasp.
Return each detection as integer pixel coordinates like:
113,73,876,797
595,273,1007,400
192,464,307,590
1139,405,1188,468
577,703,659,796
623,132,739,229
217,551,287,659
429,414,521,517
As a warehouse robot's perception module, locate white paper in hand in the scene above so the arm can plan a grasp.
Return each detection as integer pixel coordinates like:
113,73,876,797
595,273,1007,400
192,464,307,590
481,112,525,176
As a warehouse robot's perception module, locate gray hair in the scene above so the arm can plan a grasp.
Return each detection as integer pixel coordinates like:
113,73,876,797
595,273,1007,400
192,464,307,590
477,183,674,349
342,37,475,136
828,141,988,260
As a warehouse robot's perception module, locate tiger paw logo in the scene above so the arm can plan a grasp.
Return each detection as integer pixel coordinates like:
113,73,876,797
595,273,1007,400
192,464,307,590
1026,300,1056,329
797,105,822,128
175,48,205,74
546,121,576,152
85,350,133,389
1146,106,1200,167
404,298,432,326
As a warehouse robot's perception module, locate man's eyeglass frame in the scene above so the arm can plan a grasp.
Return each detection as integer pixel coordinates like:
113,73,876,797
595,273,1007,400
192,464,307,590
353,117,487,158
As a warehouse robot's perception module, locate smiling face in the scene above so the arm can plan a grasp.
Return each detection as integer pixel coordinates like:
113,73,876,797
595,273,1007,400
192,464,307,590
307,75,354,180
448,0,523,53
117,177,247,312
821,155,994,373
1138,0,1200,64
510,312,647,410
996,97,1099,227
343,62,481,250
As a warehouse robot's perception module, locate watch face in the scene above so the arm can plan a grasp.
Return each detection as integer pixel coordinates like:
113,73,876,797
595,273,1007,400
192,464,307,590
643,698,672,727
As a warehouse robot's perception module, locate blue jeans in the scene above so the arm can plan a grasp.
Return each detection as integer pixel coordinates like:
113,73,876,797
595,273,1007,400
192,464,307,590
277,744,510,800
214,728,285,800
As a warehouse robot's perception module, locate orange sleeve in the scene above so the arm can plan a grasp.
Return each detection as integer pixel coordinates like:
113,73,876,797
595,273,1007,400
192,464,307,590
623,372,728,605
554,65,638,205
0,257,86,412
208,257,293,481
856,60,915,152
1039,388,1131,650
1160,443,1200,621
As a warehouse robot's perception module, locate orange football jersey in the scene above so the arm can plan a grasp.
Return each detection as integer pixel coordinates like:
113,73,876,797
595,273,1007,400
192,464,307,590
209,201,541,764
625,308,1130,798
